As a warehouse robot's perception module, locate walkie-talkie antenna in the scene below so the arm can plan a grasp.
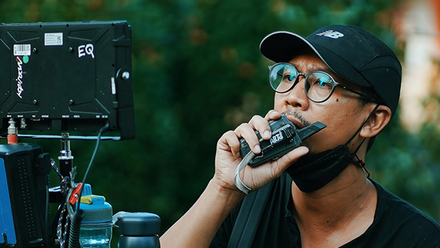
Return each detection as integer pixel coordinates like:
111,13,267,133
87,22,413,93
298,122,326,141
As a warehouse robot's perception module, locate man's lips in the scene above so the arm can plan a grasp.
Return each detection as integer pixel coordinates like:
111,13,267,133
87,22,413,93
285,114,305,129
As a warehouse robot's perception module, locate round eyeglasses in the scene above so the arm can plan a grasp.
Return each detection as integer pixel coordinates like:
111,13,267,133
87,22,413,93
268,62,375,103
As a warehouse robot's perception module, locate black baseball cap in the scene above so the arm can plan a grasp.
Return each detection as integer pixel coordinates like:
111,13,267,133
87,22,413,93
260,25,402,117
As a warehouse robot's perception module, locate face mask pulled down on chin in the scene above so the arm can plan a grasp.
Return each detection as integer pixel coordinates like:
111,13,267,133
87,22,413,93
285,144,354,192
283,104,379,192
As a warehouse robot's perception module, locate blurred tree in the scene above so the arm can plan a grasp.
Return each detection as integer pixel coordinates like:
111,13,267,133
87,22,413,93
0,2,439,247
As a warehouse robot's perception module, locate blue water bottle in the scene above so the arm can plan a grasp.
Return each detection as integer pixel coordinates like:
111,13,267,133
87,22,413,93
79,184,113,248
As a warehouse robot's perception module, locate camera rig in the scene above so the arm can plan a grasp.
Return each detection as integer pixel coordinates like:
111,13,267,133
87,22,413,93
0,21,159,248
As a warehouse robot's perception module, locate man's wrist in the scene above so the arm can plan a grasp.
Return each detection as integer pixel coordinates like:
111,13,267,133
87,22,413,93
208,178,246,203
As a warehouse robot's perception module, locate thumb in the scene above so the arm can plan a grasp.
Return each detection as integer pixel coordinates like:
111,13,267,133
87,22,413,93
273,146,309,175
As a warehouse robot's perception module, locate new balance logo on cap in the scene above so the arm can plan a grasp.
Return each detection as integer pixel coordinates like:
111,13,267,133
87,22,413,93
316,30,344,39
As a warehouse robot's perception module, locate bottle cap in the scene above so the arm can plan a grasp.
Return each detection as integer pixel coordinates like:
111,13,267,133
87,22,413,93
118,212,160,236
80,184,113,224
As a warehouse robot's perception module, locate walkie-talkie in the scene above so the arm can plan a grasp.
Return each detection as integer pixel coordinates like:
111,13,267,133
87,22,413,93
239,115,326,167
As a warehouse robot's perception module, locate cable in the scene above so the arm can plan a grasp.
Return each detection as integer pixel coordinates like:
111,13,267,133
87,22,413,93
68,123,109,248
77,122,109,211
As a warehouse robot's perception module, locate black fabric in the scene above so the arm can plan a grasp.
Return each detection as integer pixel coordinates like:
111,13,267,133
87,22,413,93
286,145,353,192
210,173,440,248
228,181,274,248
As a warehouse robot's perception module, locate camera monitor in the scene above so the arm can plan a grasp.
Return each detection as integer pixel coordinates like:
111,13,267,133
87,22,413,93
0,20,134,140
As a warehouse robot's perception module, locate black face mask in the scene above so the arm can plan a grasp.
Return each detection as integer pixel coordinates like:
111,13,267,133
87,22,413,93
286,104,379,192
285,144,354,192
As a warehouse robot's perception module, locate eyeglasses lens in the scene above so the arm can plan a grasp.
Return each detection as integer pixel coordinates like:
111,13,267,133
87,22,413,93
305,72,335,102
269,63,336,103
269,64,297,93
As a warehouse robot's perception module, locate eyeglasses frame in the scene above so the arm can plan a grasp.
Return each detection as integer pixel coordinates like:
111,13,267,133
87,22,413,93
268,62,378,104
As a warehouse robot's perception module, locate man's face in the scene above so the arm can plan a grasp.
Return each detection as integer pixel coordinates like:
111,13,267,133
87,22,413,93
273,53,370,154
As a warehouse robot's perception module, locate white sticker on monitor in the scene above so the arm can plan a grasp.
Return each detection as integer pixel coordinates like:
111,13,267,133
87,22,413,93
44,33,63,46
111,77,116,94
13,44,31,56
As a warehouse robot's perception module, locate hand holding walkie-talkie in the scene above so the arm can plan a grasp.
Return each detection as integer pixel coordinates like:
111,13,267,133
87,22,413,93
239,115,326,167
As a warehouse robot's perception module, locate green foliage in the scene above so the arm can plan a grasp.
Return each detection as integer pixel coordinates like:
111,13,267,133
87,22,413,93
1,1,439,245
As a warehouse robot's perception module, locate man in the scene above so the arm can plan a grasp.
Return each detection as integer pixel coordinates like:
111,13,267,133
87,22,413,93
160,25,440,247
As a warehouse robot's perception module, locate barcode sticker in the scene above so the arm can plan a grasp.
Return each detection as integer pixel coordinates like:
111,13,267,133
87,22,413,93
45,33,63,46
13,44,31,56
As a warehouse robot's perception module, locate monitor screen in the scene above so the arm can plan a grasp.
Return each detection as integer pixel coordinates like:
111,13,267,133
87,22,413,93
0,20,134,140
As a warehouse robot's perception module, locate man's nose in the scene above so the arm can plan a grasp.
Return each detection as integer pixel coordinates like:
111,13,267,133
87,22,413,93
282,77,309,109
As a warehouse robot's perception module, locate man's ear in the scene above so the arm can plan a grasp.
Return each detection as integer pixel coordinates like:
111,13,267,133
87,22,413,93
360,104,392,138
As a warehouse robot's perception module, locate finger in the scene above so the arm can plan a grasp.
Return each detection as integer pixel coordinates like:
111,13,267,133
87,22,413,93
264,110,281,121
248,115,272,140
217,130,241,157
234,123,261,154
271,146,309,176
